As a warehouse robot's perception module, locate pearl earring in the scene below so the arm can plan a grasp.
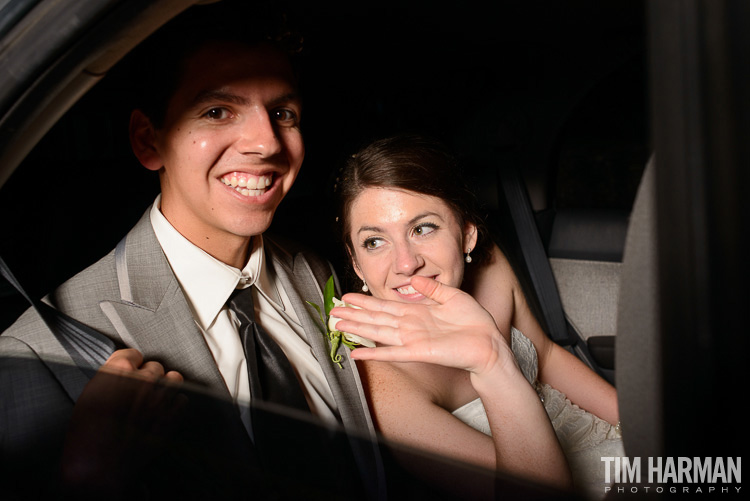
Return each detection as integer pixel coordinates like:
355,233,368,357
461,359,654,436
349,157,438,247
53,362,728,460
465,248,473,264
361,281,369,293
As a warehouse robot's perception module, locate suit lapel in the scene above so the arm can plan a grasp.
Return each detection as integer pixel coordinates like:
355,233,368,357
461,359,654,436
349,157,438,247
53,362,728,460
99,211,227,396
265,239,387,499
97,217,375,431
265,239,376,439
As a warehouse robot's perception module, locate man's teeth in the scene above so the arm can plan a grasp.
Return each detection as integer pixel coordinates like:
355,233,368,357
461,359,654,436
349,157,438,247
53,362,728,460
397,285,418,295
221,174,273,196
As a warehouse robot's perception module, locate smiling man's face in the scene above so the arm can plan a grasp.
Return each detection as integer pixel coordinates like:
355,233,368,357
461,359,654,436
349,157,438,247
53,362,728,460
132,41,303,265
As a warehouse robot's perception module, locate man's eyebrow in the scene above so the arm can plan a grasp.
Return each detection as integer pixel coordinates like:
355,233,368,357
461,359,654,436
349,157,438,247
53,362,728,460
267,92,302,108
356,212,443,235
191,90,301,108
192,89,249,107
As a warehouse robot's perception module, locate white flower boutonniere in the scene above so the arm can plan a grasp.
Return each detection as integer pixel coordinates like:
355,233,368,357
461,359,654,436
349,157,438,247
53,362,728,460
329,297,376,349
308,276,375,369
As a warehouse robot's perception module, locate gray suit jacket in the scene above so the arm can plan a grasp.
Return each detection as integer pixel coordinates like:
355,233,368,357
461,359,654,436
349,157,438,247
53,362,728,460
0,209,377,445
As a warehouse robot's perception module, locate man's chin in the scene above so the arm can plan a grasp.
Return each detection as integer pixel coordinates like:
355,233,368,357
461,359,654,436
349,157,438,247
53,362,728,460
217,211,271,237
232,220,274,239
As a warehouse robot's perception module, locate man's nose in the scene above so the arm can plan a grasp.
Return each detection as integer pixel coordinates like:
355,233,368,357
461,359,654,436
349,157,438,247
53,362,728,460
393,243,424,275
237,109,282,157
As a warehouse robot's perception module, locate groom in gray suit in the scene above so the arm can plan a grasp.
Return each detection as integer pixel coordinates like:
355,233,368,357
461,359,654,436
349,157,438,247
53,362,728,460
0,5,376,471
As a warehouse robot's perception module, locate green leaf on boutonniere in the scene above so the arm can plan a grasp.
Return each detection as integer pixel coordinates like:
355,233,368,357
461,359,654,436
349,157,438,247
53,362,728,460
324,274,335,318
307,275,374,369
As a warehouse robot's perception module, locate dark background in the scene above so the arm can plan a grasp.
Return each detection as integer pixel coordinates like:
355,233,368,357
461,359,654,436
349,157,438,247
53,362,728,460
0,0,648,330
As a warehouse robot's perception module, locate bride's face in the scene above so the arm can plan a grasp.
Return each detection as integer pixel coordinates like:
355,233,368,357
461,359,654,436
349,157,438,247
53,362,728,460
348,187,477,303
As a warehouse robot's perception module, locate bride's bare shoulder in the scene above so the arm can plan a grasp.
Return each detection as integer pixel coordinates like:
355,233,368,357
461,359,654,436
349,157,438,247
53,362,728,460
463,243,519,336
357,359,467,409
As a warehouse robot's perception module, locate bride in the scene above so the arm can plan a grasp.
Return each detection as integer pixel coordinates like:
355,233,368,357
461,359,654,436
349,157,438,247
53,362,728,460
330,134,623,498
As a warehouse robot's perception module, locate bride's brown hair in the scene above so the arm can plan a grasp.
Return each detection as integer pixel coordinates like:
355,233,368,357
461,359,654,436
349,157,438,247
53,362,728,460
335,134,490,265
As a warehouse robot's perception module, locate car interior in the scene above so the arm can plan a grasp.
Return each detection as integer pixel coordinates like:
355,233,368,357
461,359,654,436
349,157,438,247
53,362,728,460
0,0,649,371
1,0,745,495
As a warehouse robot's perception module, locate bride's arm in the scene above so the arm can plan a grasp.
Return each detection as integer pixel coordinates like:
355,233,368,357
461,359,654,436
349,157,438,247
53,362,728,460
333,277,572,489
357,360,499,469
467,244,619,425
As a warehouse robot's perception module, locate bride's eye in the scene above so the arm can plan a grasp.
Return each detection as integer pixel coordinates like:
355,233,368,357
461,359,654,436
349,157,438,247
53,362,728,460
412,223,438,237
362,237,384,250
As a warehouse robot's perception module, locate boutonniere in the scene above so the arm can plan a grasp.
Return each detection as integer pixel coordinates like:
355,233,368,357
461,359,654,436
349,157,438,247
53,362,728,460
308,276,375,369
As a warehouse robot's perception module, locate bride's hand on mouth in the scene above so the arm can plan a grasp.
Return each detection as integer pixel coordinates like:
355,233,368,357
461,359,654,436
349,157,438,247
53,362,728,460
331,276,517,376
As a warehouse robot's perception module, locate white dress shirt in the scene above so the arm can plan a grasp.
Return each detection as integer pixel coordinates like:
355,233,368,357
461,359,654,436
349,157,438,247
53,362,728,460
149,197,338,424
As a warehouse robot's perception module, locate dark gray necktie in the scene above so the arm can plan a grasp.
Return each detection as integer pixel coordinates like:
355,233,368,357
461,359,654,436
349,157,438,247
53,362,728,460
229,287,309,413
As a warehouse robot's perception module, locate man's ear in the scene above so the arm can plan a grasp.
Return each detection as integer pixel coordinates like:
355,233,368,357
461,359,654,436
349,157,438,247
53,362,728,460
129,109,162,171
464,222,478,252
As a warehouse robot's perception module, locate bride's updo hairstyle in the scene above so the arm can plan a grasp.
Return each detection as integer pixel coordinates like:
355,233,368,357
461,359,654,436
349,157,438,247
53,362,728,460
335,134,490,265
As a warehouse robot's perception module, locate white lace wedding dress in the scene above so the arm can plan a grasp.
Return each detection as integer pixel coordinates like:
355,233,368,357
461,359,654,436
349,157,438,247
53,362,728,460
452,328,623,500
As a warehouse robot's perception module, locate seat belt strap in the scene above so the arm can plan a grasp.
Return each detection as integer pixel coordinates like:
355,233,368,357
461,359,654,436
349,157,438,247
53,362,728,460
0,255,116,378
498,167,611,378
499,166,572,345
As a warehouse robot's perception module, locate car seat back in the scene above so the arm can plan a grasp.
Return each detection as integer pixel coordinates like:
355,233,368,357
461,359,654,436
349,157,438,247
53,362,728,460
615,155,663,457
